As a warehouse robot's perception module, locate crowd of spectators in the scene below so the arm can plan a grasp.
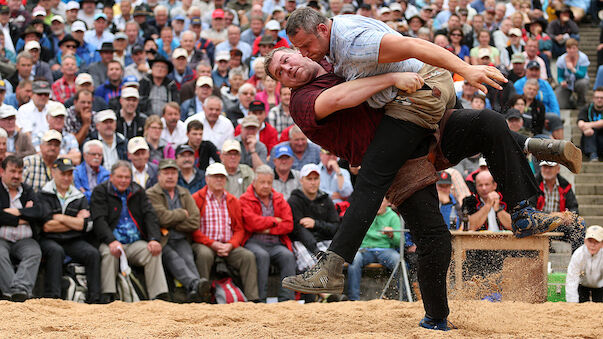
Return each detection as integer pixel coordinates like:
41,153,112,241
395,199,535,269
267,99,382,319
0,0,600,304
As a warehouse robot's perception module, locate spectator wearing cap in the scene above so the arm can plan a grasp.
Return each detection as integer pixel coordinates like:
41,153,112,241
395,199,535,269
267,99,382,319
503,27,524,67
318,149,353,204
94,60,123,103
221,139,254,197
15,21,54,64
0,4,17,58
287,163,339,260
91,160,169,303
240,16,264,47
180,76,215,120
169,48,196,91
139,57,179,117
160,102,188,147
267,86,294,137
236,115,268,169
201,9,228,45
69,20,95,65
37,157,101,302
565,225,603,303
505,108,531,137
522,38,548,81
0,155,43,302
50,34,82,74
176,144,206,195
547,6,580,58
77,0,98,29
49,15,66,53
113,0,132,32
124,44,149,82
183,119,220,171
85,42,115,89
74,139,110,201
507,53,526,83
127,137,158,189
132,5,159,40
115,87,146,140
111,32,130,67
514,60,561,116
84,13,114,51
235,100,278,152
436,170,461,229
240,164,295,302
146,158,211,303
24,39,54,84
0,104,35,158
16,79,54,137
225,83,256,126
215,25,252,62
251,20,288,56
555,38,589,109
32,102,80,165
190,163,256,299
64,1,80,29
87,109,127,169
51,54,78,104
269,126,321,171
184,95,234,151
22,129,61,191
524,18,552,61
212,50,231,89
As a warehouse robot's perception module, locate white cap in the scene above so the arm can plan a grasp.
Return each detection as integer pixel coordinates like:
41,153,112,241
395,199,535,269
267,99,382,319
47,102,67,117
196,76,213,88
215,50,230,62
300,163,320,177
172,47,188,59
66,1,80,11
205,162,228,176
379,6,391,15
71,21,87,32
478,157,487,167
539,161,558,167
94,109,117,123
75,73,93,86
121,87,139,99
51,16,65,24
0,105,17,119
509,28,522,37
389,2,403,11
265,19,280,30
585,225,603,242
42,129,62,143
24,41,41,52
127,136,149,154
478,48,491,59
221,139,241,153
32,7,46,17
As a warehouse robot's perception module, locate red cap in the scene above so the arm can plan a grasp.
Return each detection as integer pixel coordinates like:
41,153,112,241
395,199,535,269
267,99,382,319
212,9,225,19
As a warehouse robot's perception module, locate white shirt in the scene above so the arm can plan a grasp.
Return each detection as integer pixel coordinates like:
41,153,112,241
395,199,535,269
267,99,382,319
100,134,119,169
0,23,15,54
566,245,603,302
17,100,51,136
160,118,188,146
184,113,234,150
132,164,149,188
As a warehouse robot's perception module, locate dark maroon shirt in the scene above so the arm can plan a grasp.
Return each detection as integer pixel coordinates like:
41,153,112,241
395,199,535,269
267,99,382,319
290,73,383,166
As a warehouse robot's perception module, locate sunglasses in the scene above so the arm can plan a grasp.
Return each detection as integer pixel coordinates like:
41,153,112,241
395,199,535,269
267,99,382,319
64,44,77,49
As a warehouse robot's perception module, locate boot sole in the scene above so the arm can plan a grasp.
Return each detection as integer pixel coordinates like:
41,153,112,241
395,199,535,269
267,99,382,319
560,141,582,174
282,281,343,295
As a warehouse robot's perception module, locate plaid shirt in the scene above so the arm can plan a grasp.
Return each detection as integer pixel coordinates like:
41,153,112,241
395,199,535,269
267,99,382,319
51,77,76,104
200,190,232,243
64,106,97,136
23,154,52,192
542,179,561,213
267,104,295,135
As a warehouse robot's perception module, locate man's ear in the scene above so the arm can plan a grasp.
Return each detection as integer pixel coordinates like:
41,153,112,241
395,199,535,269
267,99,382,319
316,23,328,36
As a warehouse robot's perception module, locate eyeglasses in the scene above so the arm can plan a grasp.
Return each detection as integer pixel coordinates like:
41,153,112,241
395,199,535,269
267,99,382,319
64,44,77,49
450,33,462,37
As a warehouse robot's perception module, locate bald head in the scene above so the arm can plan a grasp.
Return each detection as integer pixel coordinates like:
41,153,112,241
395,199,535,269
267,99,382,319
475,170,496,198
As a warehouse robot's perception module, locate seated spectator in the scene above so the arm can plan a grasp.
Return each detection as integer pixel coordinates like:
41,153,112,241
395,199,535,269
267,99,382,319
74,140,110,201
202,9,228,45
23,41,53,85
176,144,206,195
64,73,109,112
147,159,210,302
139,57,179,117
64,89,96,145
51,54,78,104
318,149,353,204
555,39,589,109
85,42,114,89
17,80,54,137
470,30,500,65
267,86,294,138
448,27,470,63
84,13,114,52
0,105,35,158
91,160,169,302
524,19,552,63
184,96,234,151
143,116,169,164
458,80,480,108
127,137,158,189
93,60,123,103
269,126,321,171
88,110,127,169
116,87,146,140
235,100,278,152
236,115,268,169
191,162,259,301
578,88,603,161
507,53,526,83
169,48,196,91
37,158,101,303
221,139,254,198
221,68,247,110
547,6,580,58
514,61,561,115
216,25,252,61
471,93,486,110
23,130,62,192
505,108,531,137
251,20,288,56
566,225,603,303
0,156,43,302
32,103,81,165
225,83,256,127
464,170,512,231
272,144,301,200
123,44,148,80
160,102,188,147
523,79,565,139
288,164,339,266
4,79,32,109
436,171,461,229
212,51,230,89
347,198,401,301
255,76,280,113
179,31,213,75
522,38,548,81
180,76,214,121
240,164,295,302
7,52,34,90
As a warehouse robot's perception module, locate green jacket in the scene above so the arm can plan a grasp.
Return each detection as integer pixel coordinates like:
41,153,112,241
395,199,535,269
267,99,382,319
360,207,401,249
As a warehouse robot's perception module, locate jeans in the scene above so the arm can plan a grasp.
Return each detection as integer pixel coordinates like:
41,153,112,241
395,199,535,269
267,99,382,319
582,128,603,158
347,248,400,301
0,238,41,297
245,238,296,301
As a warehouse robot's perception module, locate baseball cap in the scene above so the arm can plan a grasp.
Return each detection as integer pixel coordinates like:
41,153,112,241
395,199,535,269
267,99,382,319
511,53,525,64
114,32,127,40
0,5,8,14
48,102,67,117
215,50,230,62
122,75,139,88
71,21,87,32
94,109,117,123
42,129,62,143
127,136,149,154
539,161,558,167
379,7,391,15
274,145,294,158
66,1,80,11
248,100,265,112
265,20,280,31
0,79,5,91
505,108,522,120
585,225,603,242
437,171,452,185
241,115,260,128
121,87,139,99
389,2,403,11
212,9,225,19
132,44,144,54
342,4,356,13
158,158,179,170
205,162,228,176
526,60,540,69
258,34,275,46
24,40,41,52
53,158,75,172
478,48,491,59
94,13,107,21
190,17,202,25
51,16,65,24
75,73,93,86
222,139,241,153
32,80,51,94
176,144,195,156
509,28,522,37
300,163,320,177
173,15,186,21
32,6,46,17
0,105,17,119
478,157,487,167
196,76,213,88
172,47,188,59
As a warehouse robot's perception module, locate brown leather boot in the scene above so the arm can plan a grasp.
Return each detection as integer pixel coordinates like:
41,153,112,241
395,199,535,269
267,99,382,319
527,138,582,174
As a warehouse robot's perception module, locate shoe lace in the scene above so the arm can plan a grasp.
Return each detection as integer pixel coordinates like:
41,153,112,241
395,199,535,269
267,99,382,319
302,251,326,279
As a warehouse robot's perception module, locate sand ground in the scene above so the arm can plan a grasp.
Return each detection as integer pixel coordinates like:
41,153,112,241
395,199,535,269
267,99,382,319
0,298,601,338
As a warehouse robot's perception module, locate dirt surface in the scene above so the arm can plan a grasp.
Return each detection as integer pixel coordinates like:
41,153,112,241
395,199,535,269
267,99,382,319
0,298,601,338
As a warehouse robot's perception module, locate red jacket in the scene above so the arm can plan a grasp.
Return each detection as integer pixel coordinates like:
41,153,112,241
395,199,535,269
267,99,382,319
535,174,578,213
191,186,246,248
234,122,279,152
251,36,289,56
239,184,293,250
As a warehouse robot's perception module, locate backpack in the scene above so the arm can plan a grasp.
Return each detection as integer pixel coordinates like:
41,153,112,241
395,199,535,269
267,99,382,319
62,263,87,303
211,277,247,304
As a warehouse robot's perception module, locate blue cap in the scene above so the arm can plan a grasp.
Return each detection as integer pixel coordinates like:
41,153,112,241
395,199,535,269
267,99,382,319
190,17,202,25
173,15,186,21
122,75,139,87
274,145,294,159
94,13,107,21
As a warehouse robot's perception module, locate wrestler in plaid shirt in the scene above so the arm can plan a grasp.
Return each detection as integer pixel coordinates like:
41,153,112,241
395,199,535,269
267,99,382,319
200,190,232,243
51,77,76,104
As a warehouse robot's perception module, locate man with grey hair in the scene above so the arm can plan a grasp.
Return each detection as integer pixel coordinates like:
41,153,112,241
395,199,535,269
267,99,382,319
239,164,296,302
215,25,252,61
7,51,34,89
184,95,234,150
269,126,321,171
0,128,7,163
220,139,254,197
74,139,110,201
91,160,169,302
23,130,62,191
0,105,35,159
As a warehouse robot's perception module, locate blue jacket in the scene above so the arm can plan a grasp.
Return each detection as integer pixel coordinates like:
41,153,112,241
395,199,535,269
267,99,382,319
514,77,560,115
94,81,122,103
74,161,110,201
177,168,206,195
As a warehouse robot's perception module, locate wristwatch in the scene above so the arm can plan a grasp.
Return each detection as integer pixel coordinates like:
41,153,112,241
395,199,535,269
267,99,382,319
495,207,504,214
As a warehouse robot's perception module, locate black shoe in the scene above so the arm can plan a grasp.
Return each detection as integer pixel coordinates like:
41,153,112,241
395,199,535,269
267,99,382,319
154,292,171,302
197,278,212,303
10,293,28,302
100,293,117,304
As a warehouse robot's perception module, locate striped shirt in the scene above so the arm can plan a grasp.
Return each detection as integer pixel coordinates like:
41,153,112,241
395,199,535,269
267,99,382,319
200,190,232,243
23,154,52,192
542,180,560,213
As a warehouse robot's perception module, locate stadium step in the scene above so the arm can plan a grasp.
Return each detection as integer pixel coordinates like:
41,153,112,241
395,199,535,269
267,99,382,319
583,215,603,226
575,183,603,195
577,195,603,205
575,173,603,184
579,204,603,216
581,161,603,173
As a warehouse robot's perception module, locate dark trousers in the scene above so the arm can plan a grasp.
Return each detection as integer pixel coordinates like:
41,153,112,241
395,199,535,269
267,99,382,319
289,224,319,255
578,285,603,302
245,238,296,301
39,237,101,303
441,109,540,208
581,129,603,158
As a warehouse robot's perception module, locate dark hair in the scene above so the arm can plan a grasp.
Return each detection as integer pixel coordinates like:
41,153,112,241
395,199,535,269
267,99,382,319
2,155,23,170
187,119,204,132
594,87,603,93
264,47,296,80
285,7,328,37
471,93,486,103
449,28,463,38
74,89,92,101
